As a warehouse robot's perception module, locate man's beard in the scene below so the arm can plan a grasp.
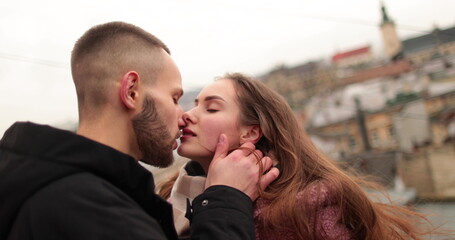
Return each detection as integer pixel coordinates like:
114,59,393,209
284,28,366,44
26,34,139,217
132,95,178,168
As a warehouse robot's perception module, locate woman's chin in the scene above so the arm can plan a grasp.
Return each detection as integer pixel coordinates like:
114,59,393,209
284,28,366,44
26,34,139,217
177,148,213,161
178,142,213,156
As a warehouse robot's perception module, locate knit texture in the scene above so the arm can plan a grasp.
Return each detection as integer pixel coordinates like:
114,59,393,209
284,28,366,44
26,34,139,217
253,184,353,240
169,163,353,240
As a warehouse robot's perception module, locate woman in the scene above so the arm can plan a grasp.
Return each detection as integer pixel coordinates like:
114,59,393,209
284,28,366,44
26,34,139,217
160,73,435,240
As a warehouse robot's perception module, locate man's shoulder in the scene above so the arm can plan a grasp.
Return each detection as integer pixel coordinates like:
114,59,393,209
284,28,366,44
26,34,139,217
13,172,170,239
30,172,130,206
22,171,157,227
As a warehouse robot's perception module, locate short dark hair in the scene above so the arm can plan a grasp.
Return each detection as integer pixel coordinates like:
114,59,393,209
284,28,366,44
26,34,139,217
71,21,170,115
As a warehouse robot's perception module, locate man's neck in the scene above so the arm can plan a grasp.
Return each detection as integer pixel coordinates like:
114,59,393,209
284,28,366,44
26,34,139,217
77,118,140,160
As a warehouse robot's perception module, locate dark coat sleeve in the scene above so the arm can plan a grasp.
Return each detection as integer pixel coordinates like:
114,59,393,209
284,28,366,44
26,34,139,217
189,186,255,240
9,173,169,240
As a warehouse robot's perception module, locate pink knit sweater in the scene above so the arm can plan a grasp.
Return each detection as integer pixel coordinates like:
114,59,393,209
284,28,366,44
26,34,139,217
169,165,353,240
253,184,353,240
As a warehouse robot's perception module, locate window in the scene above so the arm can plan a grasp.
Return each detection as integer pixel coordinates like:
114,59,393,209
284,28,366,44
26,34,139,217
388,126,395,138
372,131,379,145
349,137,357,149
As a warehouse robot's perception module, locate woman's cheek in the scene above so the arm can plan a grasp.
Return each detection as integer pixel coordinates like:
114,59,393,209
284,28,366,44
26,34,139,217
200,121,224,152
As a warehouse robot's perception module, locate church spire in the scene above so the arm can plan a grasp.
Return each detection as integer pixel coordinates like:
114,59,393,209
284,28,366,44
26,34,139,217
381,1,394,26
379,1,402,60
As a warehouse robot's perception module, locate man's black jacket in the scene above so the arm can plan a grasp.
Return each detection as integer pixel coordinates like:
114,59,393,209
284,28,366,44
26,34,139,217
0,122,254,240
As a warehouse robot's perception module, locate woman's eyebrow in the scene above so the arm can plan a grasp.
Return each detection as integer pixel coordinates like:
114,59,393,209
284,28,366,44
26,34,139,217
194,95,226,105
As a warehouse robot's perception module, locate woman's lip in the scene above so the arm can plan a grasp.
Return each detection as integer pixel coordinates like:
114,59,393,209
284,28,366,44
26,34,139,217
182,128,196,136
180,135,193,141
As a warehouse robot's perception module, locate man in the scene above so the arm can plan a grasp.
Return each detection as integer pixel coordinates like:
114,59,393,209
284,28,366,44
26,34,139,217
0,22,279,240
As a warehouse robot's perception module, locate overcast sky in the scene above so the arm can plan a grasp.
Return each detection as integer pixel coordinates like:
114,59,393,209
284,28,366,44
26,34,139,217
1,0,454,135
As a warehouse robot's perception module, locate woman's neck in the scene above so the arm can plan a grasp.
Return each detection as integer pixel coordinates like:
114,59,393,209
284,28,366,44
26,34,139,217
189,157,211,174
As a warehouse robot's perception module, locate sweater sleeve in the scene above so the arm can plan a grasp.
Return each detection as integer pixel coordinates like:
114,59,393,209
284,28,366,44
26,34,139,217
313,205,353,240
304,184,354,240
189,185,255,240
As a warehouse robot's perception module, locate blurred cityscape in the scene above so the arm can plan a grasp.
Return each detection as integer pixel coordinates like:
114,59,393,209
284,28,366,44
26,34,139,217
177,4,455,231
261,3,455,202
258,3,455,202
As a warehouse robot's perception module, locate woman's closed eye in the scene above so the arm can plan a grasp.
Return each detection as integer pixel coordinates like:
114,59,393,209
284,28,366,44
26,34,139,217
206,109,219,113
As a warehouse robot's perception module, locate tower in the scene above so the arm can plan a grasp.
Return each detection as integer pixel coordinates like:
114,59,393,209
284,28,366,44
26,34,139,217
380,2,402,60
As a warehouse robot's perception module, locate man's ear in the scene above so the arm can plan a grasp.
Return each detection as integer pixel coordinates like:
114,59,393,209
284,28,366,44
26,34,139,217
240,125,262,144
119,71,140,110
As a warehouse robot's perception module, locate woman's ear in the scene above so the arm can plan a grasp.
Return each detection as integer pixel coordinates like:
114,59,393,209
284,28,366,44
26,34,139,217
119,71,140,110
240,125,262,144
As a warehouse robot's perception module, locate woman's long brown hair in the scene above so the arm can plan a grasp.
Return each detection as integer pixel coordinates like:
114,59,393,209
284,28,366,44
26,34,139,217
224,72,436,240
158,72,445,239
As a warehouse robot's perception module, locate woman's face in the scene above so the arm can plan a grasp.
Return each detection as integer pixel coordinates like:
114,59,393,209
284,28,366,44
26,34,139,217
178,79,244,162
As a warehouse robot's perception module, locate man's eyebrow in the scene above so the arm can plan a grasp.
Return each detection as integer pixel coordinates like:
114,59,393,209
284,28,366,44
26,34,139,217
194,95,226,105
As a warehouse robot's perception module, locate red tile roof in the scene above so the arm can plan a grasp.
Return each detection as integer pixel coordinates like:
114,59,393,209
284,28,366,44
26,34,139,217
332,46,371,62
336,60,414,87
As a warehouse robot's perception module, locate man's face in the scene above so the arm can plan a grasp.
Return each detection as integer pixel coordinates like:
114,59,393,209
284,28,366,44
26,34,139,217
133,51,183,167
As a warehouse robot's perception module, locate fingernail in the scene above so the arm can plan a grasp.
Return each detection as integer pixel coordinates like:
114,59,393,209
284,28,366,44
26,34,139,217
218,134,224,144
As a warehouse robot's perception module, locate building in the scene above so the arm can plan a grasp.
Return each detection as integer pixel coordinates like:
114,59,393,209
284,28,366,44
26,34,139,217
307,81,455,198
332,45,373,69
379,2,455,66
402,26,455,66
379,3,402,60
260,60,335,111
334,59,414,89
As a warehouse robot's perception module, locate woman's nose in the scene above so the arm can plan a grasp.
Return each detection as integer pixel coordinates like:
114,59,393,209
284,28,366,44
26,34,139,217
182,111,195,124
